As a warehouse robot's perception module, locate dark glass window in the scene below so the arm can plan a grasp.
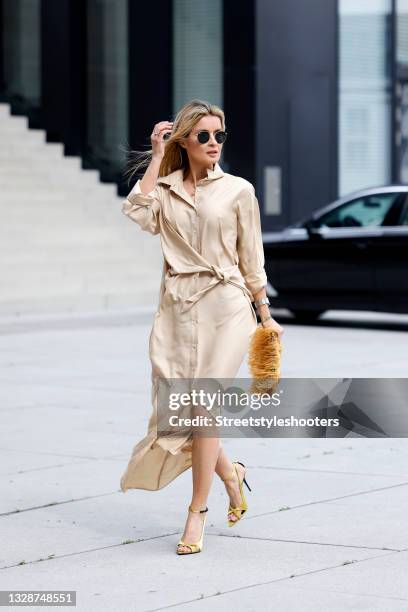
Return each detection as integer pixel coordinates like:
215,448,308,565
85,0,128,182
338,1,392,195
172,0,225,165
400,202,408,224
2,0,41,117
316,193,399,228
396,1,408,182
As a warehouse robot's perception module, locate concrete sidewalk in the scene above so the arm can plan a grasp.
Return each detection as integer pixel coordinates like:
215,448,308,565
0,308,407,611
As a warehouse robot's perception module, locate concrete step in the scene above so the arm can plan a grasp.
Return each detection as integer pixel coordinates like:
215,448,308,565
1,260,159,282
1,184,119,201
0,167,99,180
2,224,132,242
0,129,44,143
0,142,64,155
0,130,45,145
1,193,121,209
0,115,28,129
0,101,159,316
1,230,158,252
2,264,160,294
2,214,131,230
3,279,161,304
0,157,83,171
0,172,102,186
0,139,52,151
0,289,161,316
1,203,123,219
0,247,160,266
0,244,158,264
0,103,11,118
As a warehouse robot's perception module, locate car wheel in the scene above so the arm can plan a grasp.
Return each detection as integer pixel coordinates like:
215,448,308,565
290,309,325,322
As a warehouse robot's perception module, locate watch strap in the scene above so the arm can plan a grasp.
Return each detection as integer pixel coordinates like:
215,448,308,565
254,297,270,308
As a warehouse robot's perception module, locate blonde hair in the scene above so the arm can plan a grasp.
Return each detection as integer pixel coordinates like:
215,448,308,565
123,99,225,185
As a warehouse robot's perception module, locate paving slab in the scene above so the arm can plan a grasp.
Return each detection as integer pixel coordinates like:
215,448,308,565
165,578,408,612
0,309,407,611
287,549,408,605
0,535,393,612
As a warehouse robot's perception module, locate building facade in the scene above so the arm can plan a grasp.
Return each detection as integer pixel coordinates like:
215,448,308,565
1,0,407,230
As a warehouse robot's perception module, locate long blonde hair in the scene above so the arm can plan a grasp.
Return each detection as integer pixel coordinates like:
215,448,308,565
123,99,225,185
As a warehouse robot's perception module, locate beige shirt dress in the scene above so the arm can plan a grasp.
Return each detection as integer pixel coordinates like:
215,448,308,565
119,161,268,491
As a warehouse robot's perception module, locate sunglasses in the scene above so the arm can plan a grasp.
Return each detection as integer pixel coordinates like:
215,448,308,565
163,129,228,144
195,130,227,144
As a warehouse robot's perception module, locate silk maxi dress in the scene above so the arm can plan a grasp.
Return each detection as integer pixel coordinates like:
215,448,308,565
119,161,268,492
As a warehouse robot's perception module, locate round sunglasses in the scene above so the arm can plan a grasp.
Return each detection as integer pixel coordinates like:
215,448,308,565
196,130,227,144
163,129,227,144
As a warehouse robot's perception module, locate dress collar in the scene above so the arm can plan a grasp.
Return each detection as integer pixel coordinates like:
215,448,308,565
157,161,225,187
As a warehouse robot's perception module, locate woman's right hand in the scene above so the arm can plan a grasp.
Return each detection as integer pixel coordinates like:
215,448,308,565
151,121,173,160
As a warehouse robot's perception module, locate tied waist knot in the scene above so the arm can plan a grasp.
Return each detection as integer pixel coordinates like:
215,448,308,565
176,262,252,314
210,264,231,284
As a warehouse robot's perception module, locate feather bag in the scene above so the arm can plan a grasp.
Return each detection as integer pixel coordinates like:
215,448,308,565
247,324,282,394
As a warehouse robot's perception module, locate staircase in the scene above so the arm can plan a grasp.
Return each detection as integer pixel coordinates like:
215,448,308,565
0,103,163,316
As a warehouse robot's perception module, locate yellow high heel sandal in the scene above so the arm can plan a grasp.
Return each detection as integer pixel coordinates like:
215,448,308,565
176,504,208,555
221,461,252,527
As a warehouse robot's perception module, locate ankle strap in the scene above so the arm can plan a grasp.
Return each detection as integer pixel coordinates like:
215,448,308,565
189,504,208,513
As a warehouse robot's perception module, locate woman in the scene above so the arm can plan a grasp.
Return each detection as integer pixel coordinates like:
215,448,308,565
120,99,284,555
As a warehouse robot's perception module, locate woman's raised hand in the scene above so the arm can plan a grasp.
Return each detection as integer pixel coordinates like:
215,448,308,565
151,121,174,160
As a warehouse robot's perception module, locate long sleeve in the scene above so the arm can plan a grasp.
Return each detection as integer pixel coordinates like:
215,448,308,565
236,183,268,300
122,179,161,235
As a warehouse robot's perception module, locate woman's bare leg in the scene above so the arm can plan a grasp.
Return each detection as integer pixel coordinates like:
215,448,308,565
215,445,246,523
214,444,233,479
177,434,220,553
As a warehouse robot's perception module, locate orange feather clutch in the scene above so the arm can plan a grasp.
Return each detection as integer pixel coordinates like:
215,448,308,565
247,325,283,394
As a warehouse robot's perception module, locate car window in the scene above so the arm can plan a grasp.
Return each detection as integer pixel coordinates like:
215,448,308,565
315,194,399,228
401,205,408,225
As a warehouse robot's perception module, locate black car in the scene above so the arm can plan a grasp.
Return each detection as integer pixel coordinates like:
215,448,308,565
263,186,408,320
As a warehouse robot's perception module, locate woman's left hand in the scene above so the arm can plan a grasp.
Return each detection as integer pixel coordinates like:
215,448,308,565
262,317,284,337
